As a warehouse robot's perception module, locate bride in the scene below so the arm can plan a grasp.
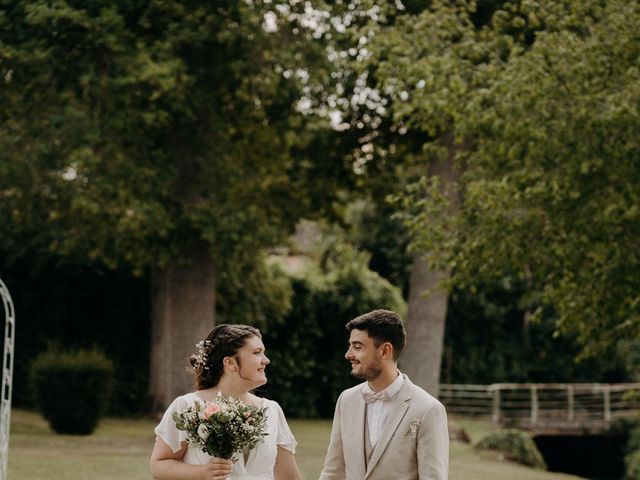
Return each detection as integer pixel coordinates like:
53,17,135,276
150,324,303,480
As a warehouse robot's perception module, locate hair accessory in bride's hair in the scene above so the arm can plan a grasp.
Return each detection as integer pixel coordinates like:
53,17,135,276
194,340,213,369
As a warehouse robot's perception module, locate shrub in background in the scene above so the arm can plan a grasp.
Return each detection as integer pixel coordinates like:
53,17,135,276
475,429,547,469
264,240,406,418
442,283,631,385
2,260,149,413
627,450,640,480
30,348,114,434
6,221,637,418
627,421,640,452
625,420,640,480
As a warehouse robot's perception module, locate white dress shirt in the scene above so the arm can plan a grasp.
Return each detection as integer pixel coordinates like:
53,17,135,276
363,372,404,447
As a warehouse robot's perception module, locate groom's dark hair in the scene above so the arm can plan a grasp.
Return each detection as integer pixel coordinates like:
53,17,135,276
346,309,406,360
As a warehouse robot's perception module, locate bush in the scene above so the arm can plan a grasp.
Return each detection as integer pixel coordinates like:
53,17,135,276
264,241,406,418
626,421,640,453
625,421,640,480
1,260,150,413
475,429,547,469
30,348,114,434
627,450,640,480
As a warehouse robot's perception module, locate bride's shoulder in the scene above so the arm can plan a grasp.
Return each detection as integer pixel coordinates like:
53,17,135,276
161,391,200,414
252,396,288,417
177,391,201,402
249,393,274,408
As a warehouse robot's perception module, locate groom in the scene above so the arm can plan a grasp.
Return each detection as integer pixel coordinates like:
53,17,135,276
319,309,449,480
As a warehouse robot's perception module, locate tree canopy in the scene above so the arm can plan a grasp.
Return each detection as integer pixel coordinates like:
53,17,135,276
390,0,640,356
0,0,337,272
0,0,356,407
2,0,638,404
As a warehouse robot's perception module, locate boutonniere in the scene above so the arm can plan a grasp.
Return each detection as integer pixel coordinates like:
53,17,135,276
407,418,420,438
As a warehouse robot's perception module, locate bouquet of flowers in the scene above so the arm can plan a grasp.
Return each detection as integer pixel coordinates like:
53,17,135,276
173,393,268,460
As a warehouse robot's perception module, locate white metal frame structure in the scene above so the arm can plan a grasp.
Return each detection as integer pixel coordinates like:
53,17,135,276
0,278,15,480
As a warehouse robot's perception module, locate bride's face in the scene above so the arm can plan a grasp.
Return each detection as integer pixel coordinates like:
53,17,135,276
235,335,270,388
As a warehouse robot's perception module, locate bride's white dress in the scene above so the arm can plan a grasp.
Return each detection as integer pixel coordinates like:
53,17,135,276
155,392,297,480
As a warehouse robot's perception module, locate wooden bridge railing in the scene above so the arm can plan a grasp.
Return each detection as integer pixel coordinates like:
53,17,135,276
440,383,640,433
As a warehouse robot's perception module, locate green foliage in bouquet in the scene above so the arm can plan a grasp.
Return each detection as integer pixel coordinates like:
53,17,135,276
475,429,546,469
30,347,114,435
173,394,268,460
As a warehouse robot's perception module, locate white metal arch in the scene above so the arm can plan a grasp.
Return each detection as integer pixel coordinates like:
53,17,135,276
0,278,15,480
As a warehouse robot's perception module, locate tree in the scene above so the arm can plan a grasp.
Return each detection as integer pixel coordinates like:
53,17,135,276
331,0,639,391
399,0,640,357
330,0,501,394
0,0,336,410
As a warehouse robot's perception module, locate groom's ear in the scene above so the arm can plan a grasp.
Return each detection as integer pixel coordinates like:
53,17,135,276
381,342,394,359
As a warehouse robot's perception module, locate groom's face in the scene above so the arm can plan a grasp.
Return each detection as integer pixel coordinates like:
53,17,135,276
345,329,383,381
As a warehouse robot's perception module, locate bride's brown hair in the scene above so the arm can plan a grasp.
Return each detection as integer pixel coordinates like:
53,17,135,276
190,324,261,390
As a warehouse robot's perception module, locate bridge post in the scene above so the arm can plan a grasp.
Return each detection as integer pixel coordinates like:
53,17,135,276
492,388,501,425
531,385,538,424
604,387,611,423
567,385,574,422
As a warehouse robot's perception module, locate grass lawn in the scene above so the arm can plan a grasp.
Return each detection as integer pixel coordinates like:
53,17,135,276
6,409,584,479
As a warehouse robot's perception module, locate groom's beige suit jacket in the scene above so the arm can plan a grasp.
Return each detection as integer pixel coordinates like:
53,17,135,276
319,374,449,480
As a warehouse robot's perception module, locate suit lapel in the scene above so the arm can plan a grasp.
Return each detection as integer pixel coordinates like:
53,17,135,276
364,377,413,478
346,387,368,479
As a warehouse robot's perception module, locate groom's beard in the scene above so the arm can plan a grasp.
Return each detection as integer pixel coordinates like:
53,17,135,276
351,363,383,381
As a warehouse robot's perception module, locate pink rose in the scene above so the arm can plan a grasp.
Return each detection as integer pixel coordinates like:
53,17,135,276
203,402,221,419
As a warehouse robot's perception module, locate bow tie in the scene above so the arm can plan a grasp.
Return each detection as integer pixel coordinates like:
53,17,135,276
362,389,391,404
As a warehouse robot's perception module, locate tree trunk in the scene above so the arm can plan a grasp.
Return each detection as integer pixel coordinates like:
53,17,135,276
401,135,461,397
149,250,215,413
402,259,450,397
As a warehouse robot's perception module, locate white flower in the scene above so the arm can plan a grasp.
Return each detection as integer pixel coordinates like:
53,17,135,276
196,400,209,419
197,423,210,440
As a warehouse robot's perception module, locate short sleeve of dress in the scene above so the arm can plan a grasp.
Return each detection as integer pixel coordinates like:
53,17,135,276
154,394,192,453
272,401,298,454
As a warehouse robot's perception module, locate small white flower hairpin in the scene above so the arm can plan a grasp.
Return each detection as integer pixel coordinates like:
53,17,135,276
194,340,213,369
407,419,420,439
